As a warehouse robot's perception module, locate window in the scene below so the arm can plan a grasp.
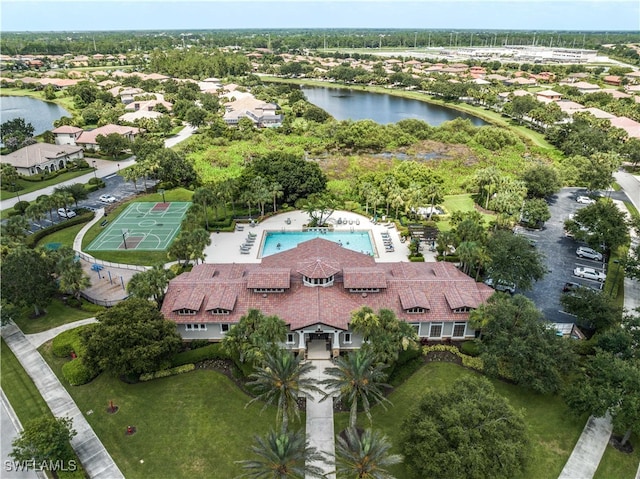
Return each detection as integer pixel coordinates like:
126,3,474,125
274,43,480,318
176,309,196,316
348,288,380,293
210,308,230,315
410,324,420,336
453,307,472,313
406,307,426,314
429,323,443,338
344,333,352,344
254,288,285,293
221,324,230,333
453,323,466,338
185,324,207,331
287,333,295,344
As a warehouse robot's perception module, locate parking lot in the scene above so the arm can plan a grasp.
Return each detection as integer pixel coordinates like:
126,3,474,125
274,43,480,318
519,187,608,324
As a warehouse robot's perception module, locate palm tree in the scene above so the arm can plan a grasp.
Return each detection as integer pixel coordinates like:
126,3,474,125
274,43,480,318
270,182,283,213
25,201,46,229
247,350,323,434
193,186,216,230
126,264,175,307
321,349,391,429
335,427,402,479
55,248,91,300
236,429,325,479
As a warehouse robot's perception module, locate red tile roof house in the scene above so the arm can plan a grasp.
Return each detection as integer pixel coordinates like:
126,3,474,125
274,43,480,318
161,239,494,358
75,124,141,151
1,143,84,176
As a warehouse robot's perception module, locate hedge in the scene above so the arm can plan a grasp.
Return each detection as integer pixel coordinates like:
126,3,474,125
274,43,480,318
460,340,481,357
423,344,484,372
25,211,94,248
170,343,229,367
139,364,195,382
62,359,98,386
52,328,85,358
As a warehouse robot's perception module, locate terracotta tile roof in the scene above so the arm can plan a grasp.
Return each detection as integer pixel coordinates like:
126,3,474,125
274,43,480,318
342,268,387,289
161,238,495,331
246,268,291,289
171,290,205,312
297,258,341,279
204,285,238,311
398,288,431,310
51,126,83,134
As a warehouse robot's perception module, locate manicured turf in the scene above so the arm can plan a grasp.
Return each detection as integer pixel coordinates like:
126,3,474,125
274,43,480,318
335,362,586,479
439,194,495,232
39,342,281,479
594,434,640,479
14,299,99,334
0,168,93,201
1,338,51,423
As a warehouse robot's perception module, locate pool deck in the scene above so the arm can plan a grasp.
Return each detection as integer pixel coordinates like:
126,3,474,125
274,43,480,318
202,210,435,264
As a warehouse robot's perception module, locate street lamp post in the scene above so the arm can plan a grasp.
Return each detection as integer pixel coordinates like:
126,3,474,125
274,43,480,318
92,161,97,179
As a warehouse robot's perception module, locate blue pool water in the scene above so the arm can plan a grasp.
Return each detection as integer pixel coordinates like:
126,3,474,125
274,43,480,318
262,230,374,257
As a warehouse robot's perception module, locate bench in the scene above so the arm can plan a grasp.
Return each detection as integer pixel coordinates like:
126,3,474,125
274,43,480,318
100,220,109,227
91,264,104,272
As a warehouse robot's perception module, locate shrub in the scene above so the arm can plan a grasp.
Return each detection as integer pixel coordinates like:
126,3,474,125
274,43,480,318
170,343,228,367
62,359,98,386
460,340,480,357
423,344,484,372
52,329,84,358
409,256,425,262
139,363,195,382
189,339,211,350
85,184,100,193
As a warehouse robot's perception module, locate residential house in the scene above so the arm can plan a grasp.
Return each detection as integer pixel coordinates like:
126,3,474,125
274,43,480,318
560,81,600,93
161,238,494,357
603,75,622,86
1,143,84,176
51,125,83,145
223,93,282,128
536,89,562,102
609,117,640,140
74,124,141,151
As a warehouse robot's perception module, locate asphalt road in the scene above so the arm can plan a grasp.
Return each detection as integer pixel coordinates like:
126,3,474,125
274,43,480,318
520,187,610,323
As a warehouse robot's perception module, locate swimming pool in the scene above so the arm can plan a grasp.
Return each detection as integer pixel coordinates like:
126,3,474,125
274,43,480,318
261,230,375,257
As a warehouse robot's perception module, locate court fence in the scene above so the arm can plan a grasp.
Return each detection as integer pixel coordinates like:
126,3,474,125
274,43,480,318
75,250,149,272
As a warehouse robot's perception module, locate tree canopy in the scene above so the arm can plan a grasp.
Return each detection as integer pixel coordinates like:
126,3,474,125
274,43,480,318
486,230,547,291
401,375,530,479
10,417,77,467
222,309,287,366
82,298,182,377
470,294,575,394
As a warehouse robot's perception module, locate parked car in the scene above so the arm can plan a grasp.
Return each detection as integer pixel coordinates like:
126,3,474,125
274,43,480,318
573,267,606,282
576,196,596,205
576,246,603,261
562,282,583,293
98,194,117,203
57,208,76,218
483,277,516,294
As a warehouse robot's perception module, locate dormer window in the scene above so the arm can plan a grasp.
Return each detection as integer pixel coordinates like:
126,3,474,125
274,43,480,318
406,307,426,314
303,275,335,287
210,308,230,315
176,308,197,316
453,307,473,313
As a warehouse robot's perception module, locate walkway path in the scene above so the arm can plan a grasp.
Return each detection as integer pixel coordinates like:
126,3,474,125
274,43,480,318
304,360,336,479
558,414,613,479
25,318,98,349
1,322,124,479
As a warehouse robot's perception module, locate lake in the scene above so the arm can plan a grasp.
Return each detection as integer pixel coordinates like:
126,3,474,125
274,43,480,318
301,86,487,126
0,96,71,135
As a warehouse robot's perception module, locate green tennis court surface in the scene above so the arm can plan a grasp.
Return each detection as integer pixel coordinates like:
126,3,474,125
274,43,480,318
87,202,190,251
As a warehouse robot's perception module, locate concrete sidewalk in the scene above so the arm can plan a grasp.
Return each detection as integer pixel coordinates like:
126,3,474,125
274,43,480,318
304,360,336,479
1,323,124,479
25,318,98,349
558,413,613,479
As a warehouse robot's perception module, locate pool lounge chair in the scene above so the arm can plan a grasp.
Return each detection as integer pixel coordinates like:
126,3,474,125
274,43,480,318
385,247,395,252
240,244,252,250
247,232,257,238
235,224,244,231
245,237,255,242
240,249,251,254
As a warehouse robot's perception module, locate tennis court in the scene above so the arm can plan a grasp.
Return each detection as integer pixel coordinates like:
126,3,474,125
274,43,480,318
87,202,191,251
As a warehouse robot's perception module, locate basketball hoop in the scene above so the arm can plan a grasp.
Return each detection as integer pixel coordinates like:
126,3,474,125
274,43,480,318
122,229,130,249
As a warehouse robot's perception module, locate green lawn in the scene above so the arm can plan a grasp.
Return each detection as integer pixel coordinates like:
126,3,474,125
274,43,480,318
439,193,495,231
335,362,586,479
39,342,278,479
594,434,640,479
14,298,98,334
1,339,51,423
35,222,87,249
0,168,94,201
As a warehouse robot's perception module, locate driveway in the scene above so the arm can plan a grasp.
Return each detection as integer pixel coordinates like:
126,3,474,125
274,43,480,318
520,188,607,323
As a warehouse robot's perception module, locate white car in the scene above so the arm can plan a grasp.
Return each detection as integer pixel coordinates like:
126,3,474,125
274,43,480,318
576,246,603,261
57,208,76,218
98,194,117,203
573,267,606,282
576,196,595,205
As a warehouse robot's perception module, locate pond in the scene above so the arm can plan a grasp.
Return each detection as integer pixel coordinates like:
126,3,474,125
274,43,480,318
301,86,487,126
0,96,71,135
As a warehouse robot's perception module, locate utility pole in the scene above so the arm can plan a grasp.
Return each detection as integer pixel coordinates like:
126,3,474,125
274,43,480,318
414,32,417,49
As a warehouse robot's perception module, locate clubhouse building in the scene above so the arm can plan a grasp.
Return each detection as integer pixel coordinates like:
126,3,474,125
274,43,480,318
161,238,494,357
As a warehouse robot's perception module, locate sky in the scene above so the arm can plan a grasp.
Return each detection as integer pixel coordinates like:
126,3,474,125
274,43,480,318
1,0,638,32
